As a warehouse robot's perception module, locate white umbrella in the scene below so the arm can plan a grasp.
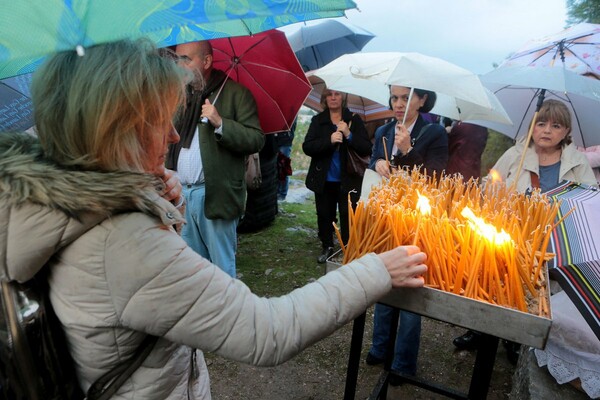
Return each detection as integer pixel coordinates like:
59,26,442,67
305,52,511,125
339,52,493,108
431,90,513,125
479,66,600,147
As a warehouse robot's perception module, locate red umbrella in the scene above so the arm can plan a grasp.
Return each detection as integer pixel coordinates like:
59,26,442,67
210,29,311,134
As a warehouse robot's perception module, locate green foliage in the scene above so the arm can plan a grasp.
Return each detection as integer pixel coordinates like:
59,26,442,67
567,0,600,24
480,130,514,176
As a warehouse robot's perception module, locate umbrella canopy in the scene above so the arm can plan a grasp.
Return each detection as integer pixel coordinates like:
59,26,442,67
286,19,374,71
343,52,492,108
545,181,600,341
303,74,393,123
0,0,357,80
431,89,513,125
211,30,311,134
479,65,600,147
0,73,33,132
305,52,509,124
501,23,600,77
0,0,357,134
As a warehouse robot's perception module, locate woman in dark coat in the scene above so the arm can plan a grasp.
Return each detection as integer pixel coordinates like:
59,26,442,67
302,88,372,263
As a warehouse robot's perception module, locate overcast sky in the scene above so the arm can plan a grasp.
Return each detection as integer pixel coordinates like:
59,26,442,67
283,0,569,75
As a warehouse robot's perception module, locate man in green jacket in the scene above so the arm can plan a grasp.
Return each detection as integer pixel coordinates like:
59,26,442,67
166,40,265,277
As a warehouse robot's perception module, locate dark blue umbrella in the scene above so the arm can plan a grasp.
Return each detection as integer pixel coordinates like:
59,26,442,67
0,73,33,132
286,19,374,72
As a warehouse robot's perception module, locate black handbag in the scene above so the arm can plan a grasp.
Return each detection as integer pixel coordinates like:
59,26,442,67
345,117,370,177
346,146,370,177
0,275,158,400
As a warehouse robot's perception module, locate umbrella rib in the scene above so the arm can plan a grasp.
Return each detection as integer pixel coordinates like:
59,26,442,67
495,86,541,140
236,63,312,90
234,63,311,132
235,37,269,60
240,61,311,82
563,46,598,72
213,37,269,69
526,47,559,65
564,92,587,148
239,19,252,36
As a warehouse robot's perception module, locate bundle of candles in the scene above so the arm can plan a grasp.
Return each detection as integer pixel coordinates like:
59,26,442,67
335,168,564,316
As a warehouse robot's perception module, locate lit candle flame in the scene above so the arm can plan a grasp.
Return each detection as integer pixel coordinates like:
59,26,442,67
412,191,431,246
461,207,511,245
416,191,431,216
489,169,502,183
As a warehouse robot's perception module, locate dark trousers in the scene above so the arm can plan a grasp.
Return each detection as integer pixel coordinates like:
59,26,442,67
315,181,358,248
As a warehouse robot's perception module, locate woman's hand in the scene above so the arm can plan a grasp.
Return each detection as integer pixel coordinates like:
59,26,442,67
377,245,427,288
160,168,183,205
336,121,350,138
375,159,393,179
394,123,412,155
331,130,343,145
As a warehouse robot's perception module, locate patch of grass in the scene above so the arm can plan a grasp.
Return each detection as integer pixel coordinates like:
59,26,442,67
238,115,319,296
236,201,323,297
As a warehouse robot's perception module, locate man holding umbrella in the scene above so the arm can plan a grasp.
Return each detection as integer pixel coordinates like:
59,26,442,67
166,40,265,278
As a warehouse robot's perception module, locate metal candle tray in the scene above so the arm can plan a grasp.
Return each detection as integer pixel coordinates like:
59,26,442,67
327,250,552,349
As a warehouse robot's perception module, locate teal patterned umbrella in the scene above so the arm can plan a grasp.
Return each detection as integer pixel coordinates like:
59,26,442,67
0,0,357,80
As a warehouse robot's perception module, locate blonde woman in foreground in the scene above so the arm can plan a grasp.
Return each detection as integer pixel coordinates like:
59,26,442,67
0,39,427,399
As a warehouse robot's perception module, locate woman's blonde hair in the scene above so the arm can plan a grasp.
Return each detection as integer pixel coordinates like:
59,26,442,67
32,39,188,172
534,99,573,146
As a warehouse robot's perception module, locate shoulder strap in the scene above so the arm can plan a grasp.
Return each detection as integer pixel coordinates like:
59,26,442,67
529,171,540,189
86,335,159,400
411,123,433,146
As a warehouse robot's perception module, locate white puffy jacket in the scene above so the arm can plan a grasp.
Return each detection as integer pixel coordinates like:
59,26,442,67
0,133,393,399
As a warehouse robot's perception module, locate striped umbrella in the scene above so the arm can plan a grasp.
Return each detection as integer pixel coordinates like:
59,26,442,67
545,181,600,341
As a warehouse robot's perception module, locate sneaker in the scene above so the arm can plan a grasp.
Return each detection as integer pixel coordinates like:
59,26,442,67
365,352,384,366
452,330,482,350
317,247,334,263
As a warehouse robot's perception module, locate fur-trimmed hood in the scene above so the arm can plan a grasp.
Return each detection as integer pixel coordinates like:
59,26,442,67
0,132,184,282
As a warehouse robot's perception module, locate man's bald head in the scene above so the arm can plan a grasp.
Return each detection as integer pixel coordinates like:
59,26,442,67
175,41,214,89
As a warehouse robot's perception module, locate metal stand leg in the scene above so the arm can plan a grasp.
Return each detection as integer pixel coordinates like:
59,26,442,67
343,312,366,400
369,307,400,400
468,333,499,399
343,308,501,400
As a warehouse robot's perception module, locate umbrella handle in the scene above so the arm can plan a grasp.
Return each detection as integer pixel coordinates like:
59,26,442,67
511,89,547,190
401,88,414,126
536,89,546,111
201,71,231,124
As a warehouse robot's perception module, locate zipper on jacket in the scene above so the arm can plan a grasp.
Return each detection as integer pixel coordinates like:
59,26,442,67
188,348,198,399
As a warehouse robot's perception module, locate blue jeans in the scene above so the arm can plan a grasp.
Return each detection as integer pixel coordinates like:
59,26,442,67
181,184,238,277
369,303,421,375
277,145,292,200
